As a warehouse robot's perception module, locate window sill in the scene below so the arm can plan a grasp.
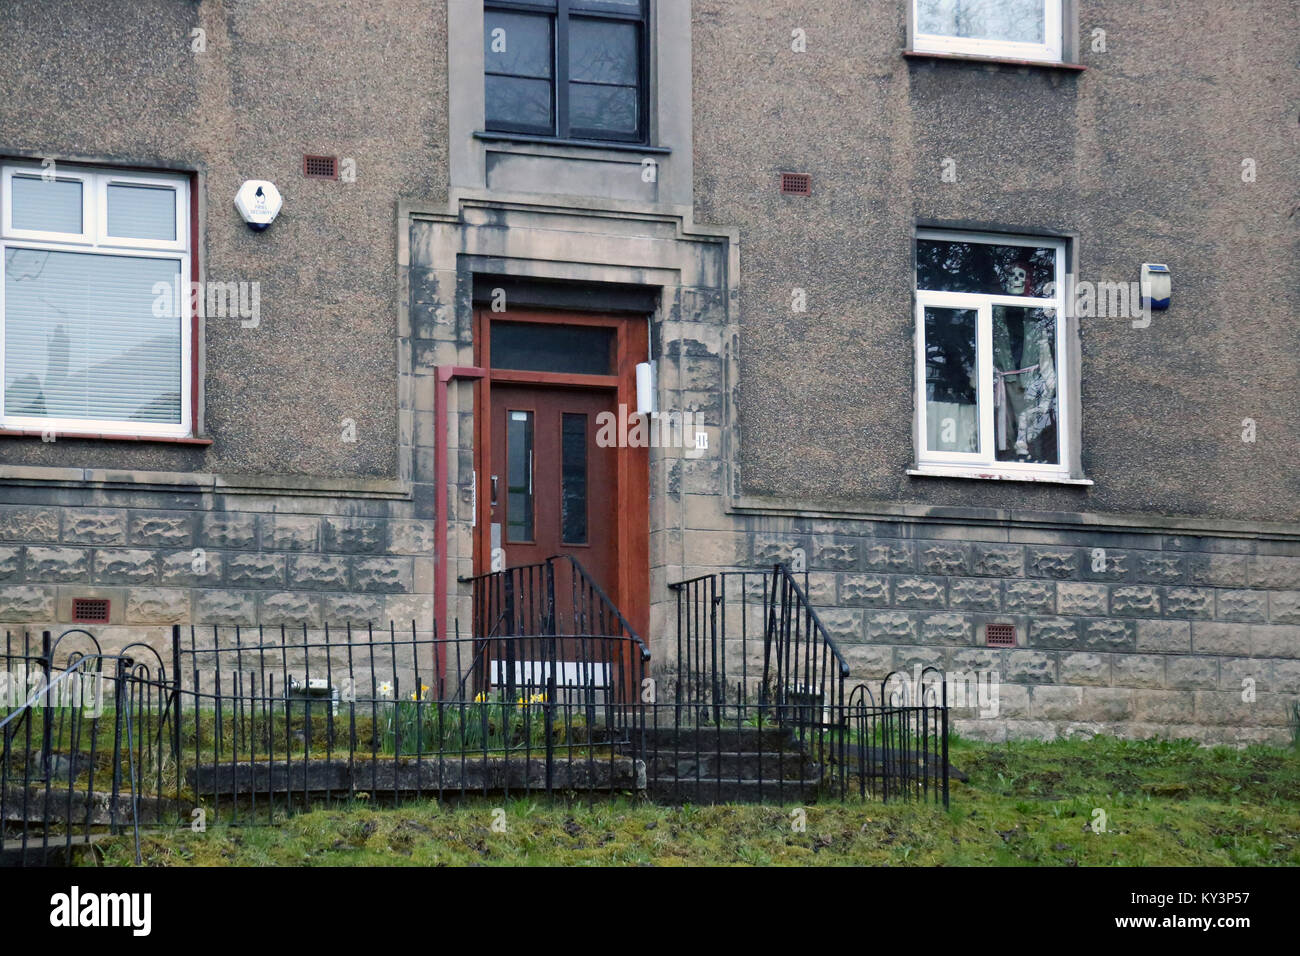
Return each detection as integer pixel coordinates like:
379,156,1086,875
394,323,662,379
903,50,1087,72
0,428,212,446
908,466,1093,487
475,131,671,155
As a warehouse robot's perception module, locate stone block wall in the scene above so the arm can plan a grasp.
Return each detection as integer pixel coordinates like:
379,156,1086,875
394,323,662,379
665,513,1300,746
0,491,435,663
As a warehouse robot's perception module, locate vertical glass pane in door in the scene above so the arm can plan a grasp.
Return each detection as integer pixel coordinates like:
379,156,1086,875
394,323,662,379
561,413,588,544
924,306,979,453
506,410,534,542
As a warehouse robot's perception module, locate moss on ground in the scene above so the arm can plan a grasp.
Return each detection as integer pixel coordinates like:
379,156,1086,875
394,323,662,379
86,736,1300,866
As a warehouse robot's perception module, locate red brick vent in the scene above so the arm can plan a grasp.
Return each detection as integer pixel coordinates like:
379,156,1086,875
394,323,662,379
780,172,811,195
985,623,1016,647
71,598,111,624
302,154,338,179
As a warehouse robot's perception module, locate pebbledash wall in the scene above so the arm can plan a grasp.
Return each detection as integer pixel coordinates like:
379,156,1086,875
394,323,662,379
1,0,1298,745
673,0,1300,745
0,0,448,654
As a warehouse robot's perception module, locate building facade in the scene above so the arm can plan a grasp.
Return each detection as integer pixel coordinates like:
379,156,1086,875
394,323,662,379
0,0,1297,743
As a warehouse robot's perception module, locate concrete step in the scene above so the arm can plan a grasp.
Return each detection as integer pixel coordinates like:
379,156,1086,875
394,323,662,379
647,776,822,804
636,724,800,752
646,750,816,780
1,833,106,867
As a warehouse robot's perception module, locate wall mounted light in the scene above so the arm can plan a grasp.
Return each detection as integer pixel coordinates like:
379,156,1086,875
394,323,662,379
635,361,657,415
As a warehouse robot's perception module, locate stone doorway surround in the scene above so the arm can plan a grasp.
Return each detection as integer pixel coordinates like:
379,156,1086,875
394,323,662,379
399,192,741,646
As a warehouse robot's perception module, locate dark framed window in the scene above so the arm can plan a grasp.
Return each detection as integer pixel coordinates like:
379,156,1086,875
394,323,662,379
484,0,648,143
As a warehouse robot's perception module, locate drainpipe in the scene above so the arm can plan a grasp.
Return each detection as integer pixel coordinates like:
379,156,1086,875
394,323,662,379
434,365,485,690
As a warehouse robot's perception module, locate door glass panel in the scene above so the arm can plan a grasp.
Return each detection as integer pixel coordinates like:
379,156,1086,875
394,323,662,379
106,184,176,241
561,413,588,544
490,322,615,375
916,239,1056,297
11,175,82,233
993,306,1058,463
924,306,979,453
506,410,534,542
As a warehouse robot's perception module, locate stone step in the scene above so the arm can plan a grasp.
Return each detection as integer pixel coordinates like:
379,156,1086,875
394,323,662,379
186,754,646,796
647,776,822,804
636,724,800,752
1,833,106,867
646,750,816,780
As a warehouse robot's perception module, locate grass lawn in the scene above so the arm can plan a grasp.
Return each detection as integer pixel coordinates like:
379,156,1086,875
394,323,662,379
87,735,1300,866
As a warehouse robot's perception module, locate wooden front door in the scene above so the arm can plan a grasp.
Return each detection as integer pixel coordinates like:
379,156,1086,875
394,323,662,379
474,308,650,645
489,384,618,597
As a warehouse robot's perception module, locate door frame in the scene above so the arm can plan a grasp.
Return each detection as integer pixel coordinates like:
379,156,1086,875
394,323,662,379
472,307,650,643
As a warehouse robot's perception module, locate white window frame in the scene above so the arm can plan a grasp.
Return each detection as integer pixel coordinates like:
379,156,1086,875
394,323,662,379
0,163,192,438
911,0,1064,64
913,229,1072,481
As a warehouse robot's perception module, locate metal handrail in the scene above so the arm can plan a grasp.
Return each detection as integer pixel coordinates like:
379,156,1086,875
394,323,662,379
460,554,650,662
770,562,851,680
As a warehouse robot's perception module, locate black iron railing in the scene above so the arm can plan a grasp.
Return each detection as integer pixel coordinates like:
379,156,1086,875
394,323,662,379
1,629,178,865
667,564,850,720
665,564,948,806
2,561,950,865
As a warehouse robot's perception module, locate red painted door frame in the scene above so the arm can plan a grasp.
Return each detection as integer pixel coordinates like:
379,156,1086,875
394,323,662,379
473,308,650,645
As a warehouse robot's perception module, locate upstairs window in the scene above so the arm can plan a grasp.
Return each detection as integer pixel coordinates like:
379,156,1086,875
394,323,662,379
484,0,647,143
912,0,1064,64
1,164,192,437
914,230,1071,479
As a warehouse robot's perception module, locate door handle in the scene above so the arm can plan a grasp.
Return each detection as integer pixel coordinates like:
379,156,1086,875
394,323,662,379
490,474,498,507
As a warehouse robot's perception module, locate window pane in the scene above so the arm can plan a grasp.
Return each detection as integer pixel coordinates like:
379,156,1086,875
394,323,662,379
569,18,638,85
11,175,82,233
506,410,534,542
561,413,588,545
924,306,979,454
571,0,642,12
490,322,614,375
993,306,1058,464
4,248,182,423
486,75,554,129
916,239,1056,296
107,184,177,241
916,0,1046,45
484,11,553,78
570,83,638,135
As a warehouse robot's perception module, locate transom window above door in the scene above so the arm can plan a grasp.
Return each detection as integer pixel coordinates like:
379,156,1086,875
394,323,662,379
484,0,647,143
912,0,1064,64
913,230,1075,481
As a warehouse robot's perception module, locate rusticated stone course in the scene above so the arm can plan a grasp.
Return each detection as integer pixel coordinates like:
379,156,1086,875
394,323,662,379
692,519,1300,746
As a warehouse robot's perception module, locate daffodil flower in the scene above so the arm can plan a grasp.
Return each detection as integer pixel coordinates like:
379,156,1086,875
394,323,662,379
378,681,393,699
